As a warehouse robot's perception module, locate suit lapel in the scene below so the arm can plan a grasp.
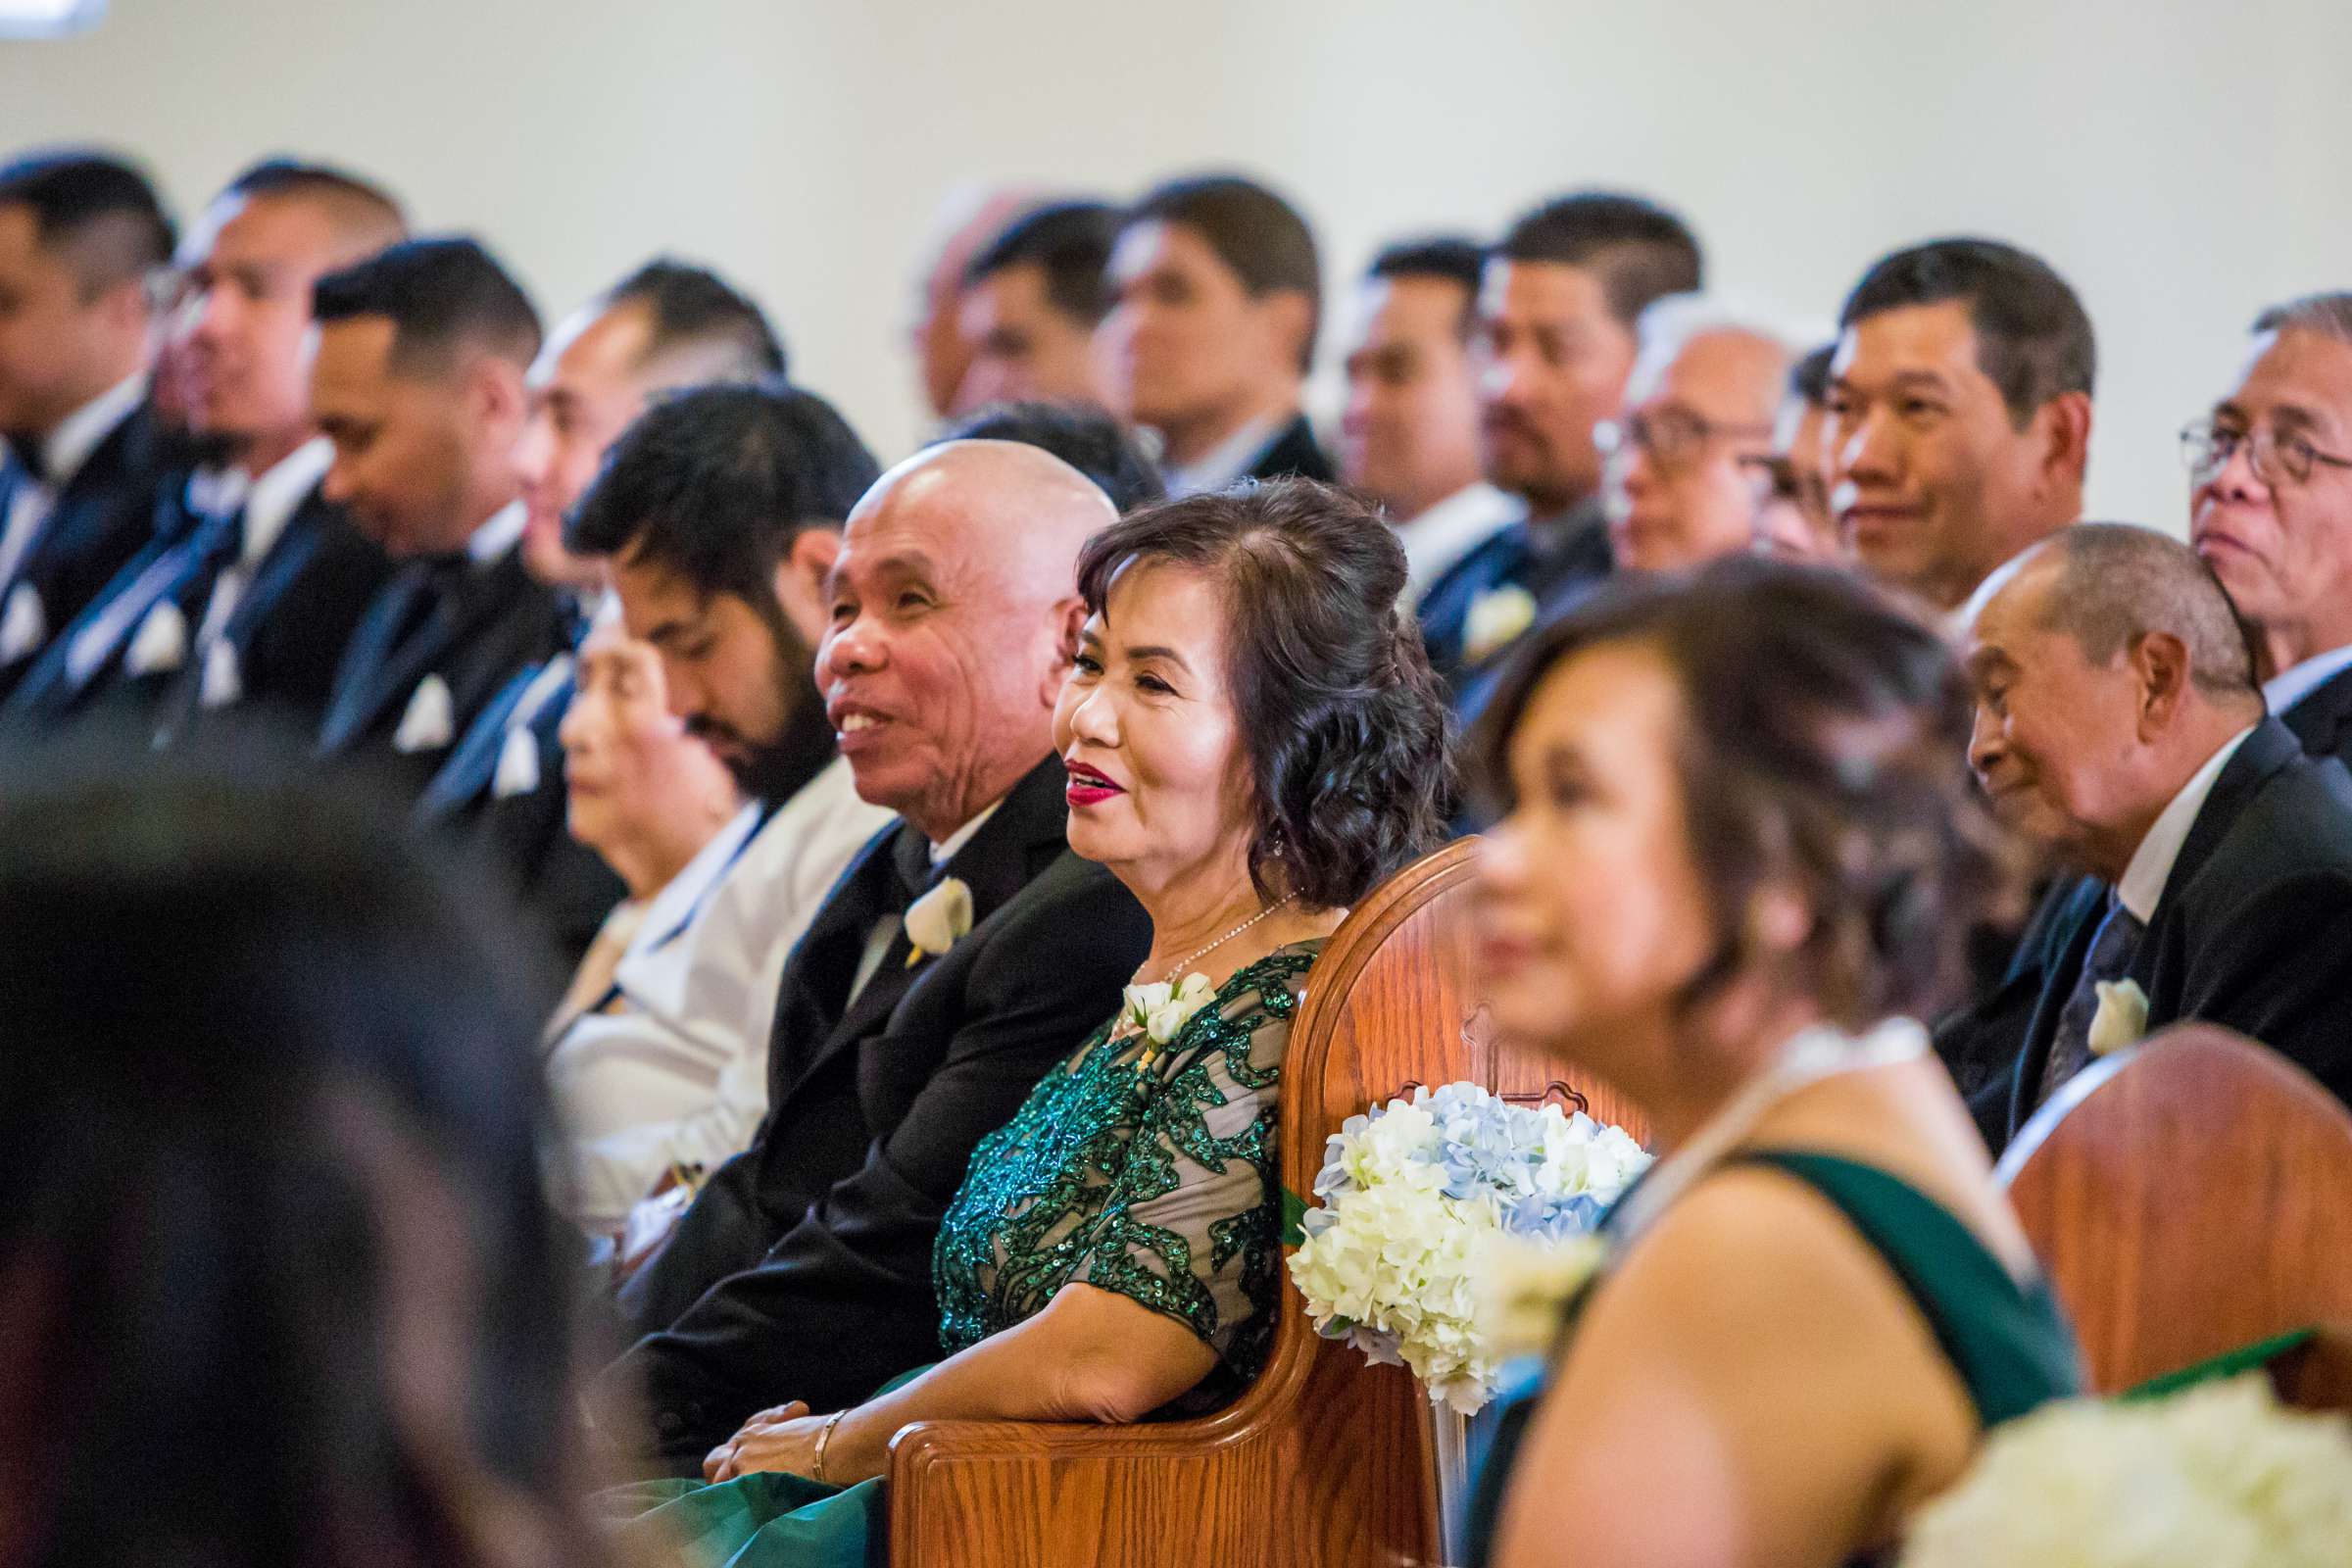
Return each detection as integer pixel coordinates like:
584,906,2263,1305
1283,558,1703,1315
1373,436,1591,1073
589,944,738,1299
318,564,439,752
2005,876,2108,1139
769,756,1075,1105
418,661,543,817
2280,665,2352,764
2155,720,2299,919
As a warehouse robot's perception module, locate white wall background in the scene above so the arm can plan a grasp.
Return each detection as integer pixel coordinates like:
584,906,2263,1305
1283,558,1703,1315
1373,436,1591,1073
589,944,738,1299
3,0,2343,533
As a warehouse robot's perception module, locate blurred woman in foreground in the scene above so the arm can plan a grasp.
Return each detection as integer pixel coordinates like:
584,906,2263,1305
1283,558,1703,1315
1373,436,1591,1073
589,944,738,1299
1468,559,2079,1568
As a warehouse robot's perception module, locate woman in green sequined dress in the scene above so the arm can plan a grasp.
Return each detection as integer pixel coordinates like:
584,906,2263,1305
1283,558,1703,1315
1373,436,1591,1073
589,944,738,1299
612,482,1452,1563
1464,562,2081,1568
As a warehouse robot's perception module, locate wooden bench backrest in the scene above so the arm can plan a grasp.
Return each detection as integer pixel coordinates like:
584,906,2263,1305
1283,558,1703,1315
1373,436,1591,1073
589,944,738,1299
1997,1023,2352,1393
890,838,1644,1567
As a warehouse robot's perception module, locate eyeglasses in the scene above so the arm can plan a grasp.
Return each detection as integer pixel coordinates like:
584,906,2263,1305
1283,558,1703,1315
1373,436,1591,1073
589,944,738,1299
1738,453,1802,506
2180,418,2352,488
1596,409,1774,474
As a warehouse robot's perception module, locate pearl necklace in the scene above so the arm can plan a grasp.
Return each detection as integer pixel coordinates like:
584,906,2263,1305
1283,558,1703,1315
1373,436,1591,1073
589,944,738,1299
1109,893,1298,1063
1145,892,1297,987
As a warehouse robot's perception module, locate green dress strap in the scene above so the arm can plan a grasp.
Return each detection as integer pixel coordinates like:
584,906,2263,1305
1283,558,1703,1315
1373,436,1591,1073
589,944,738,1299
1723,1149,2081,1428
1465,1150,2082,1567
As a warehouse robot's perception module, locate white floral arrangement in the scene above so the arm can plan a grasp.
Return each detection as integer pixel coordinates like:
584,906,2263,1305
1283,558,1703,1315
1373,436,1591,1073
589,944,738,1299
1902,1374,2352,1568
1286,1081,1651,1414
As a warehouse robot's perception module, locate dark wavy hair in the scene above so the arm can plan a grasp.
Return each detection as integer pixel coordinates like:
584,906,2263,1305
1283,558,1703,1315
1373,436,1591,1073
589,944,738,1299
1075,478,1454,908
1471,557,2022,1027
0,748,601,1568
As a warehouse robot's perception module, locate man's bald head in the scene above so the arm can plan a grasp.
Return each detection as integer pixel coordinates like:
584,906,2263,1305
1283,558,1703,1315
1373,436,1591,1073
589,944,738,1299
820,439,1116,838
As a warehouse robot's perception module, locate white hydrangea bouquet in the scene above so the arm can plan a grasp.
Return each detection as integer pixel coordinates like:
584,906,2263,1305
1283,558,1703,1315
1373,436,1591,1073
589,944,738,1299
1286,1081,1650,1414
1902,1374,2352,1568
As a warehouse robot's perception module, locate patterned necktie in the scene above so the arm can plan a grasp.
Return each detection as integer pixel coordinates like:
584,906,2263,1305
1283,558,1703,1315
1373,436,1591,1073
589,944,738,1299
2036,895,2148,1106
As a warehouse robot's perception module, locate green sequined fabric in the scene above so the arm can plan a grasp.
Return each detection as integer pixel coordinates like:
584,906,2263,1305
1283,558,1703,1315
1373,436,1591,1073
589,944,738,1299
932,942,1320,1415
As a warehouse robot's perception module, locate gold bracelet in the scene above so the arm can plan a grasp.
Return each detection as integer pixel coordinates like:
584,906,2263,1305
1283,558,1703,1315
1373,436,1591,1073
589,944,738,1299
811,1408,851,1484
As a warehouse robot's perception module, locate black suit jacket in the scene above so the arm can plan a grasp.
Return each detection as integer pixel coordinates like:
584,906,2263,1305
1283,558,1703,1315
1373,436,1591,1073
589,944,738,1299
1931,873,2103,1153
1244,413,1334,485
1414,498,1612,707
316,541,567,795
2004,718,2352,1144
606,756,1152,1462
2280,662,2352,767
417,657,625,962
150,485,396,745
0,400,180,701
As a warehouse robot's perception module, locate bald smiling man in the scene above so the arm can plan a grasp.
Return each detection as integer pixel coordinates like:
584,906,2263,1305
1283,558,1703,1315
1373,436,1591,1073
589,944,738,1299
601,440,1153,1471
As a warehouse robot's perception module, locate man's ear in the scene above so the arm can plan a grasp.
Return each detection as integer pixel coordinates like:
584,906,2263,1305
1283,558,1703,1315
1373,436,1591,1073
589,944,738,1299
774,526,841,644
1043,595,1086,706
2132,629,2193,738
2035,390,2094,490
464,351,528,434
1256,289,1315,383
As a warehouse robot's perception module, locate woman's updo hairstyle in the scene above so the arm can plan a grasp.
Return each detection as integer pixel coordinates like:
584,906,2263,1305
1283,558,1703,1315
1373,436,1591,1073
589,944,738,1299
1471,556,2024,1028
1074,478,1455,909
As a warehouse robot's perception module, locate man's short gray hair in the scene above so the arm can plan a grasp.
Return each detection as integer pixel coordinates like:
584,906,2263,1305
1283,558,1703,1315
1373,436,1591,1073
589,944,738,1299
2252,291,2352,348
1633,292,1804,367
2034,523,2258,701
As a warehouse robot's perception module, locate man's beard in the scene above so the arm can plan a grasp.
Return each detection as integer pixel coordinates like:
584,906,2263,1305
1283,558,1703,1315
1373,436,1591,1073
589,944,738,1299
697,605,829,806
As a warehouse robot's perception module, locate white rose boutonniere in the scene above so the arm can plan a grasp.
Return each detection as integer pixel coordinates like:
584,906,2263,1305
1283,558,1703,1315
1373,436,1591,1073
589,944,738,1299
2086,977,2150,1055
393,673,456,754
1121,971,1219,1047
903,876,973,968
1462,584,1538,666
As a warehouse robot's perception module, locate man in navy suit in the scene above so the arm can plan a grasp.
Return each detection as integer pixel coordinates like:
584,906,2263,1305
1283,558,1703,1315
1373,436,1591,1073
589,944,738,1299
593,440,1152,1469
1414,192,1701,709
2189,291,2352,771
309,237,565,795
417,260,790,957
1962,523,2352,1149
1099,173,1331,497
0,148,178,700
9,159,405,734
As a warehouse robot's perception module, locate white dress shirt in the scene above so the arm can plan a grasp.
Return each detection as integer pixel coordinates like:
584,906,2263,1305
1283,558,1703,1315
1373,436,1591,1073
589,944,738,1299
2263,644,2352,721
1161,413,1288,499
549,755,895,1231
844,795,1004,1006
1396,481,1517,605
2116,725,2255,922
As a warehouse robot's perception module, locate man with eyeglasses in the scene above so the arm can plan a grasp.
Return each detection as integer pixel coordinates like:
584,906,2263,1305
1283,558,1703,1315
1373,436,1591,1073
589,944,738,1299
1752,344,1840,562
1827,237,2094,619
2188,293,2352,768
1600,294,1793,573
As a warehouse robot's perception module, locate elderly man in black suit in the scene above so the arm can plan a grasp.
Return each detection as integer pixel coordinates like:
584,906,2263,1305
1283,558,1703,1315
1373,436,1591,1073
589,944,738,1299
307,237,567,793
1962,522,2352,1149
590,439,1152,1471
8,160,406,734
0,148,178,700
2189,291,2352,767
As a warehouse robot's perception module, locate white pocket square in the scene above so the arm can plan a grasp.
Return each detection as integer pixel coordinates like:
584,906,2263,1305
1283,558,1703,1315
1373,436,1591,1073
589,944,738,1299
393,673,456,754
198,638,243,709
122,601,188,676
0,582,44,664
493,725,541,798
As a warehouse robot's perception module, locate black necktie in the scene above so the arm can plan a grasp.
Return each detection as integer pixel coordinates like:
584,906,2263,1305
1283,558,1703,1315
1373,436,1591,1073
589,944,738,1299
891,821,939,905
2038,895,2147,1105
5,434,48,489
